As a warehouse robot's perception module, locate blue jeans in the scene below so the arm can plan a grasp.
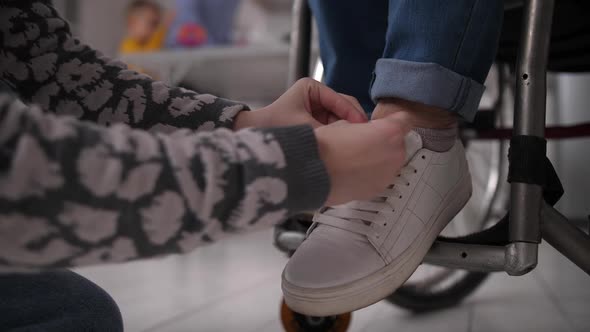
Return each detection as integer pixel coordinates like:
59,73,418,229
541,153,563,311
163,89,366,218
0,271,123,332
308,0,504,120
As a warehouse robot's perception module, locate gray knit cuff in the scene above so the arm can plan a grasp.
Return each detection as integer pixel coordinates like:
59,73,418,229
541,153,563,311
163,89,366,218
206,97,251,130
267,125,330,214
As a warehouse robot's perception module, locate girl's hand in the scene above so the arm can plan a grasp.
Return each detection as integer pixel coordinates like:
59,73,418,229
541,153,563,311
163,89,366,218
315,113,411,206
234,78,368,130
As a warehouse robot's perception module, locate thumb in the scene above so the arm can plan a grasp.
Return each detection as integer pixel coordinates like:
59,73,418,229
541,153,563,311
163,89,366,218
370,113,412,142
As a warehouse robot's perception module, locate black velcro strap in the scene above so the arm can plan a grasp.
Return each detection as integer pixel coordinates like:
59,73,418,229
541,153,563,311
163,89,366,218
439,139,564,246
542,156,564,206
508,135,547,186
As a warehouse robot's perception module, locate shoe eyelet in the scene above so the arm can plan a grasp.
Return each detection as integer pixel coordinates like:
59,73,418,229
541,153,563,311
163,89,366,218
399,195,403,199
421,155,426,159
414,170,418,174
383,223,387,226
406,183,410,186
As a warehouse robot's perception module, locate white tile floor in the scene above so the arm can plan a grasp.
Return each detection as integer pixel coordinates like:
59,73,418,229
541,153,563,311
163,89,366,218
75,229,590,332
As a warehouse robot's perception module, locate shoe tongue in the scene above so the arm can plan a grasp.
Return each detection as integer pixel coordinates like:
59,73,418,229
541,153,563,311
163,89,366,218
404,131,423,164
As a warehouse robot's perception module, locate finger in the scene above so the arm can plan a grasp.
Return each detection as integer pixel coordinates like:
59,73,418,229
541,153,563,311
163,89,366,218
328,119,351,128
327,114,340,124
309,118,324,129
309,81,368,124
338,93,368,121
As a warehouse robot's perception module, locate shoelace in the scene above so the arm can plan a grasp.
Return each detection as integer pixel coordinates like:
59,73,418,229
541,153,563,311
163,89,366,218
314,164,418,238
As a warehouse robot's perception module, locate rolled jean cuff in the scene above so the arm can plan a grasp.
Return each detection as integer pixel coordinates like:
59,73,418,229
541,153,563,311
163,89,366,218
370,59,485,121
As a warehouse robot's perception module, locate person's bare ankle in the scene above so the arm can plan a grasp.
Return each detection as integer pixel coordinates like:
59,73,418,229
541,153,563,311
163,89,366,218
373,98,458,152
372,98,457,129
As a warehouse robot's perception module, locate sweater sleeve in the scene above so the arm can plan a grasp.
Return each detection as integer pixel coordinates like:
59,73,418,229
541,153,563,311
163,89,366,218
0,92,329,272
0,0,247,133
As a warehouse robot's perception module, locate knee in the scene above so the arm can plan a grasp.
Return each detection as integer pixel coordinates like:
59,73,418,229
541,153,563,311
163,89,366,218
83,280,124,332
43,271,124,332
64,272,124,332
0,271,124,331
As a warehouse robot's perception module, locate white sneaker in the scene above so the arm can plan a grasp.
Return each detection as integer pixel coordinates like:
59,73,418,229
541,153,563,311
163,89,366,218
281,131,472,316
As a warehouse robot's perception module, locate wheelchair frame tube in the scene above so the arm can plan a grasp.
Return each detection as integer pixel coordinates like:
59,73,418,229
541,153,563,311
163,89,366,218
507,0,555,275
424,242,506,272
288,0,312,86
541,204,590,275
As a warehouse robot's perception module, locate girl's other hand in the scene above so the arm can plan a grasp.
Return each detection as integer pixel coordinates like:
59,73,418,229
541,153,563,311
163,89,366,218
234,78,368,130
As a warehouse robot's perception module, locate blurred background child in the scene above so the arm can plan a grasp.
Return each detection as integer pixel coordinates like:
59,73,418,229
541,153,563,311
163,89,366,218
120,0,169,54
166,0,241,49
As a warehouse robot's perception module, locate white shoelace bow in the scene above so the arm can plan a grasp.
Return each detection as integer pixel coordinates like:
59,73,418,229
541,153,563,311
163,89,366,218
313,164,418,238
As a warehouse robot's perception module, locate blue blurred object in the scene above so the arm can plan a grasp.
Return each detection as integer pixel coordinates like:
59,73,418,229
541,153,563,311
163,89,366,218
166,0,241,48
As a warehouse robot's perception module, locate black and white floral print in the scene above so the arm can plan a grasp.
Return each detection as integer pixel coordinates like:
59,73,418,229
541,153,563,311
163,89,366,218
0,0,329,271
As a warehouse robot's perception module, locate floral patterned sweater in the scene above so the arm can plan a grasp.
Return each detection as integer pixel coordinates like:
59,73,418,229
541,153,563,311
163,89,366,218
0,0,329,272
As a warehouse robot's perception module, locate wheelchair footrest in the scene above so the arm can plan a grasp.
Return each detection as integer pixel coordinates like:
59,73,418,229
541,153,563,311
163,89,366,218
424,241,507,272
438,214,510,246
427,238,539,275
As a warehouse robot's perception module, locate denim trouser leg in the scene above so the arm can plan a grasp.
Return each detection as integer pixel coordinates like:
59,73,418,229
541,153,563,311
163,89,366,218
308,0,388,114
0,270,123,332
311,0,504,121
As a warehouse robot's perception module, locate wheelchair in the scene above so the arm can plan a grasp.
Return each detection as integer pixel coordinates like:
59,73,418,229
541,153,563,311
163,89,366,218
275,0,590,331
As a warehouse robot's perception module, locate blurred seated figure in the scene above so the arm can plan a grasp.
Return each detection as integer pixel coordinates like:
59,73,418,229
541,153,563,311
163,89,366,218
120,0,169,54
166,0,241,49
234,0,292,46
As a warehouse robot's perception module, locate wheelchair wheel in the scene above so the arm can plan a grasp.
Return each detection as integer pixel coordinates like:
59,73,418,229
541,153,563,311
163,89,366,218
387,133,509,312
386,269,490,312
281,299,351,332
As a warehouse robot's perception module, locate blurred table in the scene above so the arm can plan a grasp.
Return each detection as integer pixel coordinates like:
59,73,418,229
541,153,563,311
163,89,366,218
120,45,296,107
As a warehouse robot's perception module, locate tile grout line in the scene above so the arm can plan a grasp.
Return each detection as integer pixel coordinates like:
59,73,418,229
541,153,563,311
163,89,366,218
140,275,279,332
532,271,578,332
359,305,391,332
247,318,276,332
466,306,475,332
